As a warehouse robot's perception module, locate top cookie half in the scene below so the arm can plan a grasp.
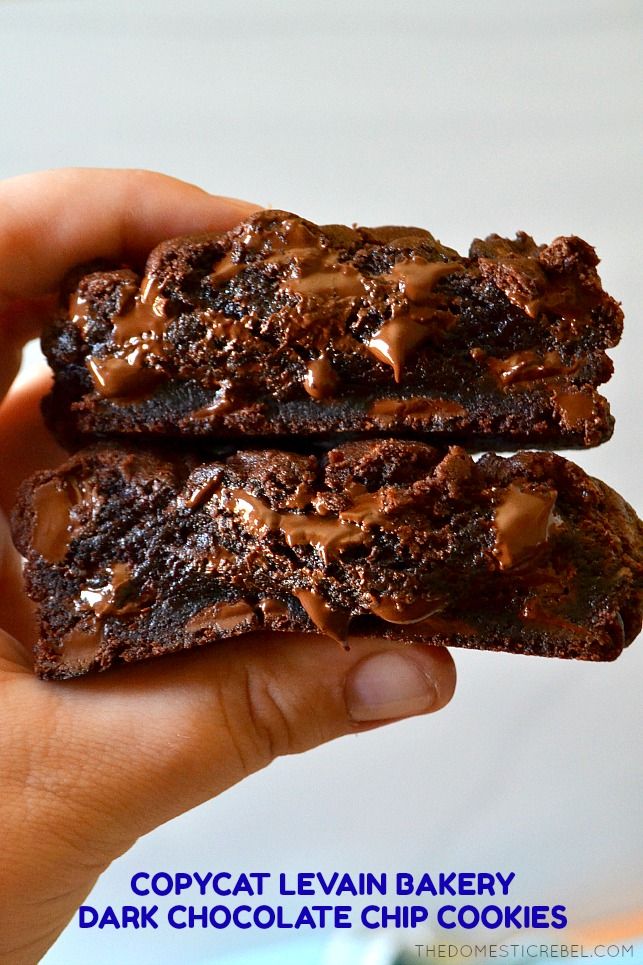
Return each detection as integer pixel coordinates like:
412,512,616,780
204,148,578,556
42,210,623,449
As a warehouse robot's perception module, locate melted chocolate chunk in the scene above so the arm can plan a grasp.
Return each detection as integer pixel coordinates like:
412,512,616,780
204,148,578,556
303,355,339,399
493,485,557,570
221,488,367,565
58,625,103,667
186,600,257,633
371,597,446,624
31,476,100,563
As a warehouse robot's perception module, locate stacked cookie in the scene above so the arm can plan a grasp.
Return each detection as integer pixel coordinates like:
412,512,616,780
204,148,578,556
12,211,642,677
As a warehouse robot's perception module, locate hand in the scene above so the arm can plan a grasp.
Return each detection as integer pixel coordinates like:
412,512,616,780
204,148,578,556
0,169,457,965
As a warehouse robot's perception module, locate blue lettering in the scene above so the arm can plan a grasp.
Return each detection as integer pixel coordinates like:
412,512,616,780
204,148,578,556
168,905,187,929
362,905,381,929
232,873,255,896
174,873,192,894
532,906,550,928
439,873,457,896
151,873,173,896
496,872,516,895
437,905,457,929
477,873,496,895
78,906,98,928
480,905,503,929
98,906,121,929
459,873,476,895
212,872,232,895
552,905,568,929
504,905,523,928
131,873,150,896
396,873,414,895
297,873,316,895
231,905,253,929
336,906,352,928
458,905,480,929
140,906,159,928
192,871,212,894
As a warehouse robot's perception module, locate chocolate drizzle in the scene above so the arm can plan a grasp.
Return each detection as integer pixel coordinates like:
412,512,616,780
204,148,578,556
293,588,351,644
337,490,388,527
78,214,466,405
111,276,168,344
192,382,235,420
85,275,169,400
87,354,163,399
69,291,91,331
226,488,367,564
479,349,579,386
524,283,602,325
181,472,222,510
278,249,365,299
186,600,256,633
387,258,461,303
31,480,76,562
78,563,136,617
204,546,235,573
366,260,461,381
371,597,446,624
17,435,640,679
369,397,467,424
259,598,289,620
65,212,620,444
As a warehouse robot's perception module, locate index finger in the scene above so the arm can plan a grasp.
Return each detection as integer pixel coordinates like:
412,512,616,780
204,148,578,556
0,167,258,309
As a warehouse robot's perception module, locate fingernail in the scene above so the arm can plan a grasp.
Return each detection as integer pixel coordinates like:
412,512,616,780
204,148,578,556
345,651,438,723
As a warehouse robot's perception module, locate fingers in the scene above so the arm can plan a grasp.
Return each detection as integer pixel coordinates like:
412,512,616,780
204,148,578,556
0,371,67,648
0,627,32,673
0,512,38,655
0,167,259,331
0,631,455,959
344,647,454,722
0,371,66,514
38,633,455,854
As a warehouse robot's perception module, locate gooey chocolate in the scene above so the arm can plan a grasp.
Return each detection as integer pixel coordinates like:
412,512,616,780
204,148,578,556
493,484,557,570
39,448,561,651
31,476,100,563
14,438,641,676
82,226,463,400
68,211,619,422
177,456,560,642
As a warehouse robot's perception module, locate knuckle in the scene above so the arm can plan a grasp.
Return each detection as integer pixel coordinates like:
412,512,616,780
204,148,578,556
241,669,297,767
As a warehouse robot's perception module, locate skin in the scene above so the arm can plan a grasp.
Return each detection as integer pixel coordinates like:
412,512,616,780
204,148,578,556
0,169,456,964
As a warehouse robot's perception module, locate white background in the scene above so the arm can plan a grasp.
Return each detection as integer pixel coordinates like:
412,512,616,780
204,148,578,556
1,1,641,963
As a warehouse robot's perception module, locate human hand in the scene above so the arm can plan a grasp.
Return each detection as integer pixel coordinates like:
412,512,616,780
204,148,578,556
0,169,457,964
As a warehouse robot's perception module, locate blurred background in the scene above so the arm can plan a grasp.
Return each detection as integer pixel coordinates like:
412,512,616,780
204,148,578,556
1,1,641,963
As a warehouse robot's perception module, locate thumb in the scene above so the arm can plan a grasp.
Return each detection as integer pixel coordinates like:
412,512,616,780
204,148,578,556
0,633,455,961
204,631,457,766
14,632,456,853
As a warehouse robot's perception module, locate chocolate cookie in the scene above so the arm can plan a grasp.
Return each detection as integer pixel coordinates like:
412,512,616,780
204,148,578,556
42,211,622,449
12,439,642,678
